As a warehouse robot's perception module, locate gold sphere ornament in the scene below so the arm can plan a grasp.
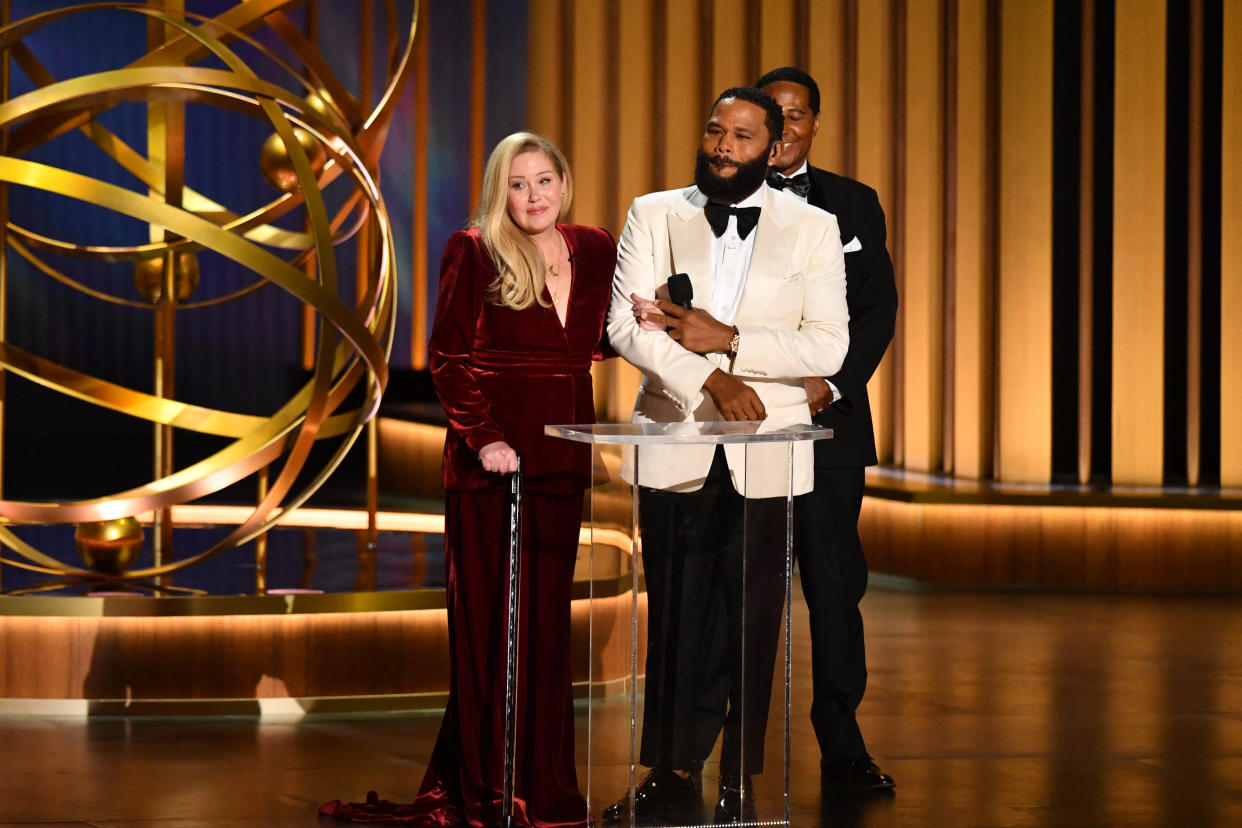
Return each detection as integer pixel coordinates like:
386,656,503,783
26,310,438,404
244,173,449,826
75,518,145,575
133,251,200,304
259,128,328,192
305,90,347,129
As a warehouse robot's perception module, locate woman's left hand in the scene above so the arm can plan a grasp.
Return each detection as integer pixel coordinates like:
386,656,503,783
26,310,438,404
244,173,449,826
631,293,665,332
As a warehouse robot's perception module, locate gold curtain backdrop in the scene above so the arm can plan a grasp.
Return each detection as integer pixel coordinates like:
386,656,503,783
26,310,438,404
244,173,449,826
509,0,1241,491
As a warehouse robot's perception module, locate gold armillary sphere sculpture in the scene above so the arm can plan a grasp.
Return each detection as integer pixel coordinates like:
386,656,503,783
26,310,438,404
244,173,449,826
0,2,417,580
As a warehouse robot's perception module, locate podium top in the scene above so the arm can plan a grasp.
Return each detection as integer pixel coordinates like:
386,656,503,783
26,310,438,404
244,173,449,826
544,421,833,445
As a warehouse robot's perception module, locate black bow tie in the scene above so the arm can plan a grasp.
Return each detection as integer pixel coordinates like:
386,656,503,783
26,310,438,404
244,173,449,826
705,203,761,240
767,171,812,198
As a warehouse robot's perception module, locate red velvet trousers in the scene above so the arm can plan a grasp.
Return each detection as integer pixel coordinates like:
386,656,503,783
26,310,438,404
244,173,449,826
420,485,587,827
322,485,590,827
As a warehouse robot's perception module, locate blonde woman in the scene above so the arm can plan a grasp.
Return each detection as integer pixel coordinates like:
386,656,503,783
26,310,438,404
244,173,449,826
324,133,615,827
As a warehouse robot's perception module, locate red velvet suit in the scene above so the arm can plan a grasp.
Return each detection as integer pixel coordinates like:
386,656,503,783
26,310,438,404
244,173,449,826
322,225,614,827
432,227,615,494
413,225,616,828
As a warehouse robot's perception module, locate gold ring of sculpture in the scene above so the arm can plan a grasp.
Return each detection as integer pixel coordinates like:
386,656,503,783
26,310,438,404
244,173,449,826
0,1,417,578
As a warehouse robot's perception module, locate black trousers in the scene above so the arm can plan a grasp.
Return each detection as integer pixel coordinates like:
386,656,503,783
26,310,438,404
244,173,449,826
795,465,869,759
637,447,788,775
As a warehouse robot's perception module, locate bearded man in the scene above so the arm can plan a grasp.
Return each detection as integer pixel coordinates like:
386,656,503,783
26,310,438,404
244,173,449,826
603,86,849,824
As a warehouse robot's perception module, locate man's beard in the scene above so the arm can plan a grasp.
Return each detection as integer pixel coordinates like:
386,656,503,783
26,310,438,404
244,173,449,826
694,149,770,203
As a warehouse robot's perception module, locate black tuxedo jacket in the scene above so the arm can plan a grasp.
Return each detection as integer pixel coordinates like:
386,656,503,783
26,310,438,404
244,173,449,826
806,166,898,468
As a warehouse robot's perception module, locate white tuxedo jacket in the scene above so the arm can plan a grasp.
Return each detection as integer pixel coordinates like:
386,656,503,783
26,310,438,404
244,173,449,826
607,185,850,497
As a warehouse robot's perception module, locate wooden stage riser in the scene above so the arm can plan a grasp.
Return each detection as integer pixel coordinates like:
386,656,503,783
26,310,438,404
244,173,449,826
861,499,1242,591
0,593,648,701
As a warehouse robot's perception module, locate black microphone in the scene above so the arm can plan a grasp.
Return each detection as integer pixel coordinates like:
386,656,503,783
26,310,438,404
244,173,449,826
667,273,693,310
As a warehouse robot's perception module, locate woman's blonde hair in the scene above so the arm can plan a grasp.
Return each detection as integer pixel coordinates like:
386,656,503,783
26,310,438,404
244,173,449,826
472,132,574,310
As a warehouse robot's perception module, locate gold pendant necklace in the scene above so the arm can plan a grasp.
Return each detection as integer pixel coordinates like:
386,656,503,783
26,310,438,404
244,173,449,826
546,245,566,305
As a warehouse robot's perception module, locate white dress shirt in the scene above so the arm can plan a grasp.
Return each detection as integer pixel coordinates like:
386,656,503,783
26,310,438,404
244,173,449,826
709,183,767,325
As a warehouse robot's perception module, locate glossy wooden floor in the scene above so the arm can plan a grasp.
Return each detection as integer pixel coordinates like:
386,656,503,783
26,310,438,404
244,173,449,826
2,580,1240,827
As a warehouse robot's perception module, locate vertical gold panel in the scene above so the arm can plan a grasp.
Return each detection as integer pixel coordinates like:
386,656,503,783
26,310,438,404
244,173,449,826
411,2,429,369
526,0,564,141
1222,0,1242,485
855,0,896,464
604,0,658,421
662,0,704,192
1186,0,1203,485
712,0,748,93
1111,1,1166,485
616,0,656,228
942,0,958,473
759,0,797,71
569,0,609,229
468,0,486,205
996,0,1053,483
856,0,897,203
805,0,846,174
898,0,944,472
950,0,992,480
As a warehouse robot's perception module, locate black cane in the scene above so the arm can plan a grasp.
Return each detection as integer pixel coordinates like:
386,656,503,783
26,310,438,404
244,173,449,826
501,456,523,828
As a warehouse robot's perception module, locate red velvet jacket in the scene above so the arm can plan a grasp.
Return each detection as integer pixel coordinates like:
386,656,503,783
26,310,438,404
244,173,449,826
429,225,617,491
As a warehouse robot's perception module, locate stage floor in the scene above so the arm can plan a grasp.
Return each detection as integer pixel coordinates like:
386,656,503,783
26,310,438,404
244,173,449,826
1,581,1240,827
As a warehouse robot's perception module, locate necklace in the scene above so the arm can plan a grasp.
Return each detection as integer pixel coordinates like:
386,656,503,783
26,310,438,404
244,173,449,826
544,241,569,306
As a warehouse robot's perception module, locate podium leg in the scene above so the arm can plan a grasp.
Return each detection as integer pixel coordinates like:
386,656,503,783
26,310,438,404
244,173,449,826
628,445,640,826
784,441,794,826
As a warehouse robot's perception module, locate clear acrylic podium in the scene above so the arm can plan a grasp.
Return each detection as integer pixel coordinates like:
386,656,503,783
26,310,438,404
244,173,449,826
546,421,832,827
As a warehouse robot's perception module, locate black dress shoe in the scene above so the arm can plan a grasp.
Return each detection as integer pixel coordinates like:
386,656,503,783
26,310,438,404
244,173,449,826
600,768,702,825
713,772,756,824
821,756,896,791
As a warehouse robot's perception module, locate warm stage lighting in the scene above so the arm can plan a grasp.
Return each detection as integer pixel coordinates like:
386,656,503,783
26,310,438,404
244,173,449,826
129,505,635,557
860,492,1242,592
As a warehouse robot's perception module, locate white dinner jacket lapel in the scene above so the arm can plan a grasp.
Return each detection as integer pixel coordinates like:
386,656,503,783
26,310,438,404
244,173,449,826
666,187,715,312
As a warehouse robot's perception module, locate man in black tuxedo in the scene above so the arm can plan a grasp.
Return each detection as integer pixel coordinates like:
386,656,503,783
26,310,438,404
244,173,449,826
757,66,899,791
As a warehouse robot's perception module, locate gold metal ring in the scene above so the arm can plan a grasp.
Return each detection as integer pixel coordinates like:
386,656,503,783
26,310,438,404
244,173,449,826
0,1,418,579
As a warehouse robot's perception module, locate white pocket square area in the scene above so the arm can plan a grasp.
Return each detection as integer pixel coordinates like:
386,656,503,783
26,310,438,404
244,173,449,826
843,236,863,253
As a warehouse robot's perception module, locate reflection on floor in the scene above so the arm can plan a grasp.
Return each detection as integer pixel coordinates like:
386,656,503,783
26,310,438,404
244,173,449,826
2,580,1241,827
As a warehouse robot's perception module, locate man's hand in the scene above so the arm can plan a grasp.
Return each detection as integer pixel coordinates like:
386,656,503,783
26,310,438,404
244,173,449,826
704,369,766,421
638,297,735,354
804,376,833,415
